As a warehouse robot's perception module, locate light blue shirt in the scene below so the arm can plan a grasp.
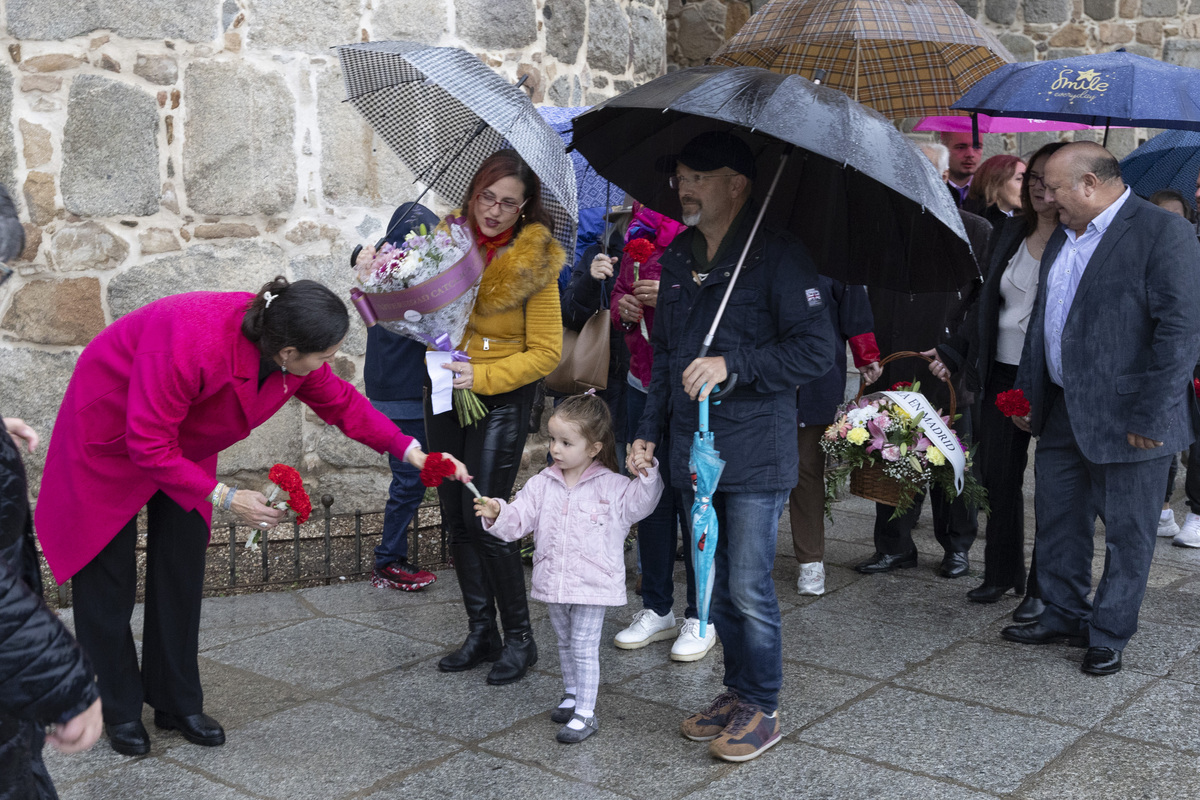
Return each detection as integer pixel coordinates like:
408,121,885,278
1043,186,1131,386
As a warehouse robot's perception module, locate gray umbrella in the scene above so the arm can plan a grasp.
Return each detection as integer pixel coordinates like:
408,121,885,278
336,40,578,254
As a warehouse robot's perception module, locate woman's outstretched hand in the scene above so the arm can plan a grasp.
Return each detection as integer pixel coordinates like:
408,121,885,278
229,489,287,529
405,448,473,484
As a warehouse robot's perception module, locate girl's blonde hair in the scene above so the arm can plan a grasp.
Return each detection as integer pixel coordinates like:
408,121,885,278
551,393,619,473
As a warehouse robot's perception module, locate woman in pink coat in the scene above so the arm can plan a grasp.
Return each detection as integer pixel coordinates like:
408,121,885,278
34,276,467,757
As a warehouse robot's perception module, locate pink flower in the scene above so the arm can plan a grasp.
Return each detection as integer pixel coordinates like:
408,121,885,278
914,435,930,452
881,444,901,461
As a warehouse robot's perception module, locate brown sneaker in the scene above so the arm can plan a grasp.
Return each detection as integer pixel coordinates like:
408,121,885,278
708,705,782,762
680,690,740,742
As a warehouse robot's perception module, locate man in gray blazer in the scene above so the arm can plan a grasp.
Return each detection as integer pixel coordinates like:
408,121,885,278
1002,142,1200,675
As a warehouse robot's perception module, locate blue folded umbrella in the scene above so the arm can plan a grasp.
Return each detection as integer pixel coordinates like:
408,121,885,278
690,393,726,639
536,105,621,210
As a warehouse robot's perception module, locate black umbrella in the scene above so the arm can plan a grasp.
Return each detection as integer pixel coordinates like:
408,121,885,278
570,65,977,294
336,40,578,255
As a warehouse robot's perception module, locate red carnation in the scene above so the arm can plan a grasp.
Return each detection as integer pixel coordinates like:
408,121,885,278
1194,378,1200,399
420,452,457,488
623,237,655,264
995,389,1031,418
268,463,312,524
891,381,913,391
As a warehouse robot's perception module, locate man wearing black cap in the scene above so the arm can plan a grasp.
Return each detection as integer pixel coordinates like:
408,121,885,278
628,131,836,762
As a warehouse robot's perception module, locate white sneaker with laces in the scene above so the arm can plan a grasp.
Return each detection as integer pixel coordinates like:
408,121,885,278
670,618,717,662
797,562,826,596
1174,512,1200,548
1158,512,1181,538
614,609,676,649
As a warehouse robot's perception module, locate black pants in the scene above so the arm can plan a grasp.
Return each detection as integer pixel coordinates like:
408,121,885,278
873,405,979,557
425,383,534,630
978,361,1039,594
72,491,209,724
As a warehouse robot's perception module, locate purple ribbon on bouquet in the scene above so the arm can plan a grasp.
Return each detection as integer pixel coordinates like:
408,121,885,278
422,331,471,365
349,243,485,327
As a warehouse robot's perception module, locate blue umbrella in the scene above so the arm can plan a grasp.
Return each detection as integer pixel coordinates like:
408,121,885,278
952,49,1200,144
1120,129,1200,211
537,106,620,210
690,391,726,639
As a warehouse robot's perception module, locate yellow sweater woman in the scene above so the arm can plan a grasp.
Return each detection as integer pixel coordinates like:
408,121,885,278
429,149,565,686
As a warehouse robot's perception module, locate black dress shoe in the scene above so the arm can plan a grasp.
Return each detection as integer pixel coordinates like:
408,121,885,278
153,710,225,747
966,583,1014,603
105,720,150,756
938,551,969,578
1000,621,1088,647
1013,595,1045,622
1082,646,1122,675
854,550,918,574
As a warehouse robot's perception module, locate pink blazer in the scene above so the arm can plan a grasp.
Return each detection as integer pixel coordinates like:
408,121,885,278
35,292,413,582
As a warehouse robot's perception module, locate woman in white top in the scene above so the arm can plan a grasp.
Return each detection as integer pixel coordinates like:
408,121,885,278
931,142,1065,620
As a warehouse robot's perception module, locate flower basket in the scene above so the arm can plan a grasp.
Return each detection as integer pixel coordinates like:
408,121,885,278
823,351,985,518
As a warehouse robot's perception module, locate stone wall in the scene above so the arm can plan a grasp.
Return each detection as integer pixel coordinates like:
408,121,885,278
667,0,1200,159
0,0,667,511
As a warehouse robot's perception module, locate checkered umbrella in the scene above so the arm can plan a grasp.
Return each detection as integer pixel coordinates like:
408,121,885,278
336,40,577,253
710,0,1014,121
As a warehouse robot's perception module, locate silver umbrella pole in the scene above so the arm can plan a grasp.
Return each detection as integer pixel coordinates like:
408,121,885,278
696,146,792,398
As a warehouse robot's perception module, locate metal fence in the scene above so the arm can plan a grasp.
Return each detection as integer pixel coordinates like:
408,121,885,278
49,494,447,609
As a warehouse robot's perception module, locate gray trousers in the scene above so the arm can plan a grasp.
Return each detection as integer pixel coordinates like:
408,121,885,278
547,603,607,714
1035,390,1172,649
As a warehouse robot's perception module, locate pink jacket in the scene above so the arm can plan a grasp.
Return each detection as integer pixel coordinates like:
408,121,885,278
610,206,687,388
484,460,663,606
35,291,413,582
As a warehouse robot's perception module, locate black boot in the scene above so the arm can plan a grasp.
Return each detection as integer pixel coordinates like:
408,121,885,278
486,550,538,686
438,543,502,672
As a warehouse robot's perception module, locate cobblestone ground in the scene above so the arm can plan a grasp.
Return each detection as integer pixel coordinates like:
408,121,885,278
44,471,1200,800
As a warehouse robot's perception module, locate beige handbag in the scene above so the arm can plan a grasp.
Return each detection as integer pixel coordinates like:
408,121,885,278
545,281,611,394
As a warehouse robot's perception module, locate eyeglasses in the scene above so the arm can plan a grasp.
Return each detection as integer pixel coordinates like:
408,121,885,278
669,172,737,189
475,191,527,215
1027,173,1046,188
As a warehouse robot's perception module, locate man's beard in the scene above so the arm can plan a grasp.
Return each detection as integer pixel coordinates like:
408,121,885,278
681,209,701,226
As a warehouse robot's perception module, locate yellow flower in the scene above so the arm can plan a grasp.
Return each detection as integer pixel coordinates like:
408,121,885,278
846,427,869,446
927,447,946,466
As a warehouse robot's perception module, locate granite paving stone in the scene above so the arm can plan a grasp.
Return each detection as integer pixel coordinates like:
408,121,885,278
1102,678,1200,752
363,749,632,800
297,576,454,615
196,657,314,730
796,687,1083,794
202,617,441,690
197,619,301,651
198,590,315,629
336,656,564,741
781,604,961,680
166,702,459,800
56,760,256,800
342,599,474,649
1018,733,1200,799
479,692,729,800
815,571,1004,636
894,641,1154,726
679,741,998,800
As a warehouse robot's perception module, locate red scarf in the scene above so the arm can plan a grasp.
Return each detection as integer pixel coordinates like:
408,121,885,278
475,226,514,264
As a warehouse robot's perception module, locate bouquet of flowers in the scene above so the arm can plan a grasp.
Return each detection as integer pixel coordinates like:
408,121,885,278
350,219,488,426
822,383,987,518
995,388,1031,417
246,464,313,551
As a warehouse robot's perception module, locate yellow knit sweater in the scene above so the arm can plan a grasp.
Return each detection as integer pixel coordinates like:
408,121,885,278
457,221,566,396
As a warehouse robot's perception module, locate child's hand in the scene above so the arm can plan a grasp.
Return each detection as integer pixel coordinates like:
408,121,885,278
474,497,500,520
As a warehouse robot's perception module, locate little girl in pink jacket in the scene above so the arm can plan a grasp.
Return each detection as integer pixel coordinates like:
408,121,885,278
477,393,662,744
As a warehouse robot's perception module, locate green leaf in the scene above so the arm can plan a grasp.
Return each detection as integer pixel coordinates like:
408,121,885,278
899,442,907,456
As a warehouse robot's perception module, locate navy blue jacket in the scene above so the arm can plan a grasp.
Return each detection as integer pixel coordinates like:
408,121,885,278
797,278,875,428
636,207,837,492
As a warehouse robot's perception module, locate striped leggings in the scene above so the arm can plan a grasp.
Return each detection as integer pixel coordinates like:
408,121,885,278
546,602,607,713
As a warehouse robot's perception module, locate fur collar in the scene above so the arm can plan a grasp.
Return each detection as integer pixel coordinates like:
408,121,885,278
472,222,565,316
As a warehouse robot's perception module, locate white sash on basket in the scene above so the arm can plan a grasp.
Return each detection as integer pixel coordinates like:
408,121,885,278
881,390,966,494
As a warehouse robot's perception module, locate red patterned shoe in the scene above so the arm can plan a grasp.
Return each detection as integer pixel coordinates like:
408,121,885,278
372,561,436,591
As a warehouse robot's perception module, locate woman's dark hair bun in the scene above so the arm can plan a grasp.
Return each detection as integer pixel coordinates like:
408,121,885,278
241,276,350,358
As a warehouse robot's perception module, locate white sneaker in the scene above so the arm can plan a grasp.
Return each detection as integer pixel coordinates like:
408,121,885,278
797,562,826,596
1158,512,1181,537
670,618,717,662
614,608,677,649
1174,512,1200,548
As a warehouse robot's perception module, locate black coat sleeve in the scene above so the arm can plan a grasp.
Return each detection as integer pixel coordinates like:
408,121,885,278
560,243,611,332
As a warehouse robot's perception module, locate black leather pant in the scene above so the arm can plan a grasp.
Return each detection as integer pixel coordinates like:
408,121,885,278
425,383,534,639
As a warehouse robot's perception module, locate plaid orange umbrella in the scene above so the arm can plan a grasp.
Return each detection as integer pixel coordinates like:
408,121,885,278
710,0,1014,121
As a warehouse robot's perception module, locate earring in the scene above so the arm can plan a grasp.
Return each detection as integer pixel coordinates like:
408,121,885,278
281,357,289,393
